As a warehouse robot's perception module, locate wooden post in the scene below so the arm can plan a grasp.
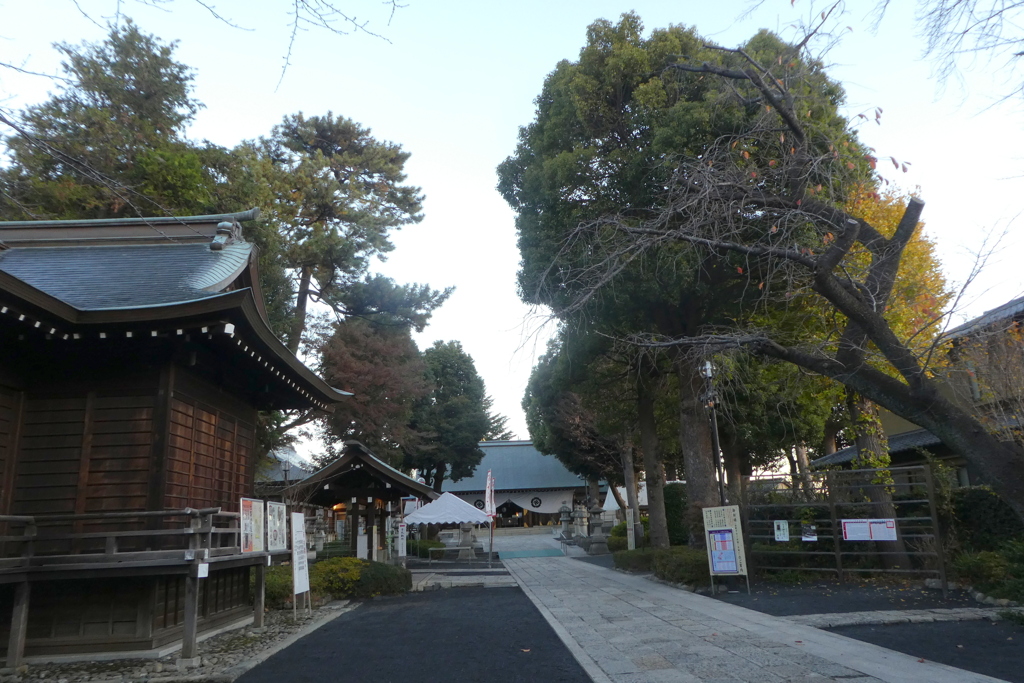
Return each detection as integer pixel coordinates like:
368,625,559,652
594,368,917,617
253,562,266,628
180,569,201,664
923,465,949,600
825,471,844,583
5,582,29,671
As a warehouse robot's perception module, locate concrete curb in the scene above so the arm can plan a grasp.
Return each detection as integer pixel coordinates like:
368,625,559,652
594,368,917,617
504,559,613,683
787,606,1024,628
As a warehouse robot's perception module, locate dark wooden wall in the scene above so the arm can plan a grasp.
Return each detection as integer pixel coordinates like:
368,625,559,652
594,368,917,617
11,393,156,516
165,369,256,513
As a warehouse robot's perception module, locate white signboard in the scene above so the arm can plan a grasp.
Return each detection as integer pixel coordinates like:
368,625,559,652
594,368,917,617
291,512,310,595
702,505,747,576
398,522,407,557
240,498,265,553
773,520,790,542
842,518,898,542
267,501,288,552
625,508,636,551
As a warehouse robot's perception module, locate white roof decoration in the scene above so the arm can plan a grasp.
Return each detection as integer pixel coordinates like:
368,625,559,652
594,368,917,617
403,492,491,525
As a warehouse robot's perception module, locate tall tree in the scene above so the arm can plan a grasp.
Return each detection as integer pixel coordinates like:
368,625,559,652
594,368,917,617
482,395,516,441
258,112,427,353
0,20,208,219
405,341,491,492
497,15,864,542
316,316,430,466
545,25,1024,519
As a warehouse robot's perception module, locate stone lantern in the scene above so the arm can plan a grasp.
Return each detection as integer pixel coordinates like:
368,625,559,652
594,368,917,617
587,501,610,555
559,502,572,539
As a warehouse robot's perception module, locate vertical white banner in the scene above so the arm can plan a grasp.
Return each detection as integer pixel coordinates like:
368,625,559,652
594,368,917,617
626,508,636,551
398,522,407,557
291,512,309,594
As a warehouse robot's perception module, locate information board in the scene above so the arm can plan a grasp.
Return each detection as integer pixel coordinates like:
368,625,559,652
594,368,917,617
801,523,818,542
842,518,898,541
702,505,747,576
291,512,310,595
267,501,288,552
240,498,265,553
773,520,790,542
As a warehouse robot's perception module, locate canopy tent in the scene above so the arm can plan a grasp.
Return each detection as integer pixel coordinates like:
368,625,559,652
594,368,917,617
404,492,491,525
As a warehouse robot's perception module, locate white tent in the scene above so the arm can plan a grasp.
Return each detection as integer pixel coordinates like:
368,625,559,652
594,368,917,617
404,492,491,525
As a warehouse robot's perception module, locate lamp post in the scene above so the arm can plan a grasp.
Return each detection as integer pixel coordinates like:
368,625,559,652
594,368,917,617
281,459,291,506
701,360,727,506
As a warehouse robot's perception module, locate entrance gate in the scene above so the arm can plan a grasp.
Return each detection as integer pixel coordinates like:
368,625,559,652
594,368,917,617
741,465,947,594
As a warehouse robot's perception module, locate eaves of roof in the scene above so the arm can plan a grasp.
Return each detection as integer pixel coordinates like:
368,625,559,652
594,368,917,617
291,441,438,500
0,270,350,409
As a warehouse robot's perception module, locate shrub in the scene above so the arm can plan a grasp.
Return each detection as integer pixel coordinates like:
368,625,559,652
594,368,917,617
652,547,710,586
406,539,445,558
610,517,650,538
663,483,689,545
310,557,412,599
612,548,656,572
954,551,1010,591
950,487,1024,552
607,536,627,553
261,565,294,610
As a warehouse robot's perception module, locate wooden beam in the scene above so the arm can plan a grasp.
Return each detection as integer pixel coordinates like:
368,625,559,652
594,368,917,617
5,581,29,670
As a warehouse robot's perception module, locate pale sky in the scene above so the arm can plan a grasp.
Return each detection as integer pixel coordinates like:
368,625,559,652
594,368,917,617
2,1,1022,443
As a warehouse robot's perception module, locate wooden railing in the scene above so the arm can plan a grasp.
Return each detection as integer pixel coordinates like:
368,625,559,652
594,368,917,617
0,508,244,570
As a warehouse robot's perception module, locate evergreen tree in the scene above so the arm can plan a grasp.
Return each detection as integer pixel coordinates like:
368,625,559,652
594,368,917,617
405,341,490,492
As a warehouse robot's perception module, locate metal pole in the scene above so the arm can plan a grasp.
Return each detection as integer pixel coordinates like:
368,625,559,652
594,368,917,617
708,405,726,506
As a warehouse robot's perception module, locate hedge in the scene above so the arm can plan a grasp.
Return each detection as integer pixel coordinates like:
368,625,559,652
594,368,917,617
406,539,445,558
613,546,711,586
257,558,412,608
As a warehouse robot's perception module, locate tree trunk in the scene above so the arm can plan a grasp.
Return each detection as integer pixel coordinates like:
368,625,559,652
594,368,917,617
637,371,669,549
587,478,601,510
675,357,719,547
847,392,911,570
721,439,743,505
431,463,445,493
609,483,627,517
794,444,814,499
288,265,313,355
619,439,643,544
823,418,842,456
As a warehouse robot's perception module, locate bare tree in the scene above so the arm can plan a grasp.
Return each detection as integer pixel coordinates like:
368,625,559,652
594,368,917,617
552,39,1024,519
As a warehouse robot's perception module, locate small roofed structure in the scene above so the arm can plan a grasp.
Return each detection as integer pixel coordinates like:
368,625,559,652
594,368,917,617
287,441,437,562
0,210,349,665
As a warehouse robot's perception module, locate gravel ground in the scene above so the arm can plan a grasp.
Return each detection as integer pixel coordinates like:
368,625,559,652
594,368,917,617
829,619,1024,683
235,586,591,683
711,578,975,615
0,606,347,683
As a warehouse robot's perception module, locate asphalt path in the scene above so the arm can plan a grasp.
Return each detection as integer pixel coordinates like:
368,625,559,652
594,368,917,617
829,619,1024,683
235,586,591,683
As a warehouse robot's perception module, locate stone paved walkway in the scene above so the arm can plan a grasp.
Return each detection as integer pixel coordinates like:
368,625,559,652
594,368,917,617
502,548,1005,683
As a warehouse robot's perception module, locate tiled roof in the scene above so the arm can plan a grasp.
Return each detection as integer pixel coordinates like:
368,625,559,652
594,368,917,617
810,428,943,468
944,294,1024,340
442,440,585,493
0,242,251,310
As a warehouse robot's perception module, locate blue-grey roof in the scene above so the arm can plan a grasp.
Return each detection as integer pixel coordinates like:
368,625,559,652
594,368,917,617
944,294,1024,341
811,428,943,468
0,242,252,310
442,440,585,493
